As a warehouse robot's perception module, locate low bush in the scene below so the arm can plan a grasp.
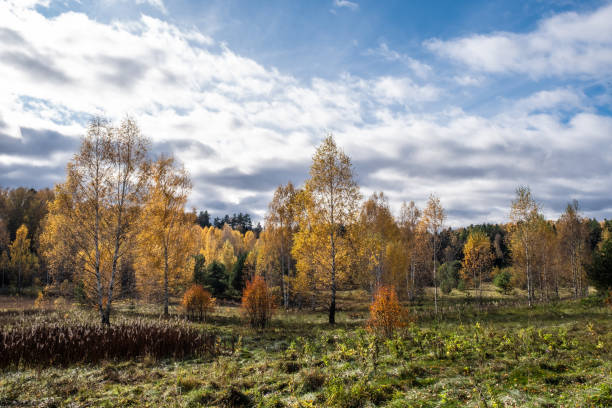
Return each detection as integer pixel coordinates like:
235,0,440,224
299,368,326,393
0,320,221,368
493,268,513,294
241,275,276,329
367,286,406,338
182,284,216,321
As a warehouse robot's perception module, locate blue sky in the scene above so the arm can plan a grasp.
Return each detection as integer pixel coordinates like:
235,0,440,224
1,0,611,225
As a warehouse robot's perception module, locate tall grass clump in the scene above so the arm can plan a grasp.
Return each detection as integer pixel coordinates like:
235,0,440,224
0,319,221,368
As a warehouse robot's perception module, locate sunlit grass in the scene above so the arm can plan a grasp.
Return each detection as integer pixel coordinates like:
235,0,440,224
1,292,610,407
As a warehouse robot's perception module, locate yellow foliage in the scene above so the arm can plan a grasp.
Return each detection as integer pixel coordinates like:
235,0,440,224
241,275,276,329
9,224,38,291
367,286,406,337
461,230,494,288
181,284,215,321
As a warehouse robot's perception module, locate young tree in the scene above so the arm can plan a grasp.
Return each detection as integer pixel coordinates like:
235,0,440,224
230,252,248,292
135,155,194,316
242,275,276,329
204,260,228,297
266,182,298,309
534,217,558,301
182,284,215,321
292,135,361,324
461,230,493,305
557,201,589,298
40,117,149,325
358,192,399,291
439,260,461,295
367,285,406,338
398,201,421,301
9,224,38,293
0,219,9,287
421,194,446,315
508,186,541,306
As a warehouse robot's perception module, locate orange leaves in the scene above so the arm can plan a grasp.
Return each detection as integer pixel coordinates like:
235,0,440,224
182,284,215,322
241,275,276,329
367,286,407,337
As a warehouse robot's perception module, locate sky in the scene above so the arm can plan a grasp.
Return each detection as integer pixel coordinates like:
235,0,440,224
0,0,611,226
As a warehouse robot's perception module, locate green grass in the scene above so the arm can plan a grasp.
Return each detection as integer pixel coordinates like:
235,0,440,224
0,293,610,407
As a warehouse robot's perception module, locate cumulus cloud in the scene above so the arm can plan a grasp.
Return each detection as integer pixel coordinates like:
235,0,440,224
0,1,610,225
425,3,612,78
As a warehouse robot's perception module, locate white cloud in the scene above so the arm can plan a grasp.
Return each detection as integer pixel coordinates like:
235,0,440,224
367,43,432,79
6,0,50,7
453,75,482,86
333,0,358,11
425,3,612,78
514,88,583,112
136,0,167,14
99,0,167,14
371,77,440,104
0,2,611,224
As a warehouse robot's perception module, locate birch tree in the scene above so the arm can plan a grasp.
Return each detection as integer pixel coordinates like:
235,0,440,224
422,194,445,316
135,155,193,315
557,200,589,298
41,117,149,325
265,182,298,309
398,200,421,301
9,224,38,293
461,229,493,306
508,186,541,307
292,135,361,324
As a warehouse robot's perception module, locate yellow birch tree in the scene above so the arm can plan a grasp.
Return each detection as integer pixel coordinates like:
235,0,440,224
292,135,361,324
135,155,193,316
461,230,493,305
422,194,446,316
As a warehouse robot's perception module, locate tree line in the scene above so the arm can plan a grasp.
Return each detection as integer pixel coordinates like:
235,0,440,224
0,118,611,325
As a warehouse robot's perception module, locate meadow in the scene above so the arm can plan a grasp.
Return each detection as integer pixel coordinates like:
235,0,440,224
1,288,611,408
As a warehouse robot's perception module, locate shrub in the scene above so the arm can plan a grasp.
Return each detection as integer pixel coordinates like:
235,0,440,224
53,297,69,310
0,320,222,368
34,291,46,310
215,387,252,408
182,284,216,322
493,268,513,294
241,275,276,329
439,261,460,294
299,368,327,393
367,286,406,338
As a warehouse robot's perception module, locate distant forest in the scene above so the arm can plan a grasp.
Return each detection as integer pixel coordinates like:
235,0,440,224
0,184,608,294
194,210,262,234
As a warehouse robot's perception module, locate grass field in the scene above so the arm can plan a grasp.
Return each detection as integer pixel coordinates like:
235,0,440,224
1,290,611,407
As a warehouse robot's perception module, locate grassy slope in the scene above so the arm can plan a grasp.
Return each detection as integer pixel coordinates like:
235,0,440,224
0,291,611,408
